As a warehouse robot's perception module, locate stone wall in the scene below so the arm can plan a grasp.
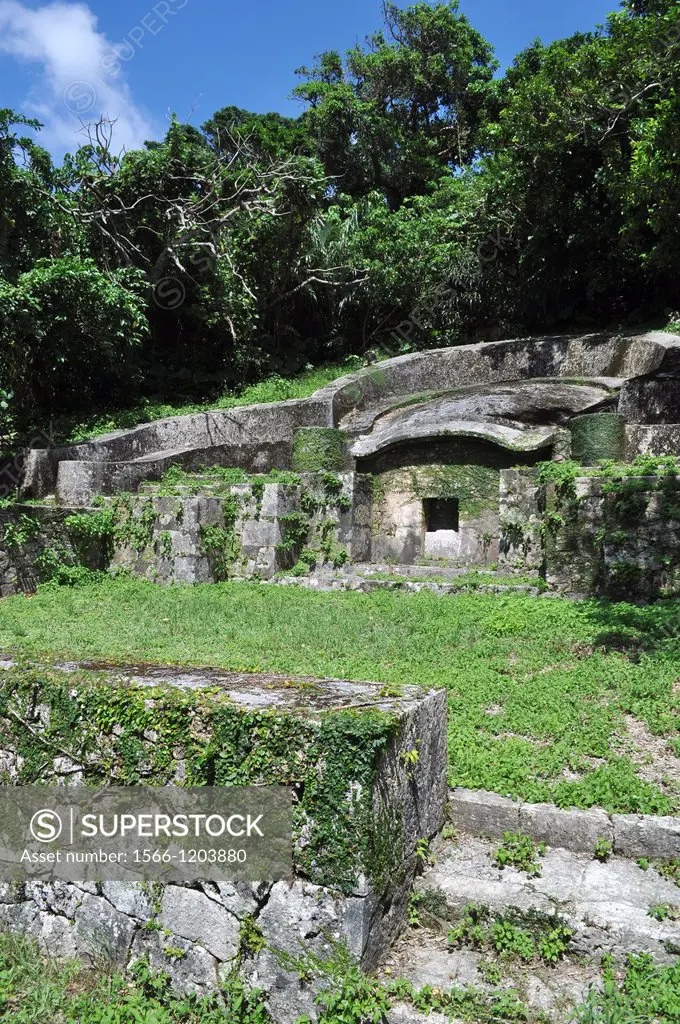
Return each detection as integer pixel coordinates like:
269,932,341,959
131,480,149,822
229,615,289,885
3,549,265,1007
497,469,543,572
112,473,371,583
0,505,109,597
364,439,544,566
318,331,680,426
20,332,680,504
369,465,500,566
22,397,333,501
545,476,680,600
624,423,680,460
0,663,447,1022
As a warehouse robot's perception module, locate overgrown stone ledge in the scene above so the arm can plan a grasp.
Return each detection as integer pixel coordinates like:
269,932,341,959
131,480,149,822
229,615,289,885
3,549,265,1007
0,662,447,1022
450,788,680,858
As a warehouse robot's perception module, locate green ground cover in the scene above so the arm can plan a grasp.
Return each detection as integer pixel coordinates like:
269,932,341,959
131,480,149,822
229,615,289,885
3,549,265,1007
0,580,678,814
2,933,680,1024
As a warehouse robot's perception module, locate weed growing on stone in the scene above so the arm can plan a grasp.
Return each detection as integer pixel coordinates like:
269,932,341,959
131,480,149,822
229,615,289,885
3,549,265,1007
493,832,545,876
447,904,572,967
655,859,680,888
649,904,680,922
573,953,680,1023
593,837,613,862
0,934,270,1024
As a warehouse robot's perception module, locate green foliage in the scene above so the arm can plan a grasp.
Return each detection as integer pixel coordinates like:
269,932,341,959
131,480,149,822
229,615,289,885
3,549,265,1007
111,496,157,553
0,513,40,548
573,953,680,1023
294,2,497,206
448,903,572,966
0,257,148,424
655,859,680,888
488,919,535,962
570,414,627,467
535,460,580,500
292,428,348,473
594,837,613,862
0,934,270,1024
64,509,116,565
50,364,355,447
492,833,545,876
238,917,266,959
200,508,243,581
1,0,679,433
648,903,680,922
312,964,391,1023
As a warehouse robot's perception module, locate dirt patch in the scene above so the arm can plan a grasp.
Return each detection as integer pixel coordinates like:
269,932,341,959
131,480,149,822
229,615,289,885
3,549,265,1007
615,714,680,800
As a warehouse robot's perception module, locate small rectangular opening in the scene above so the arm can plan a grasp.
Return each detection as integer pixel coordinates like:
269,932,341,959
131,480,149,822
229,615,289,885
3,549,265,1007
423,498,459,533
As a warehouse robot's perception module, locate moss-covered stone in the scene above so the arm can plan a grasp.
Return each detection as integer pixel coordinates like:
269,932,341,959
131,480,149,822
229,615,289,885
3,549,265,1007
570,413,626,466
0,665,445,894
292,428,349,473
375,464,500,520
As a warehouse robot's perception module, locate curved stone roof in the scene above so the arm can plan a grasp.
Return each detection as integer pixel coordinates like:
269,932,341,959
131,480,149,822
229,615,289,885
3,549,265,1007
351,380,615,459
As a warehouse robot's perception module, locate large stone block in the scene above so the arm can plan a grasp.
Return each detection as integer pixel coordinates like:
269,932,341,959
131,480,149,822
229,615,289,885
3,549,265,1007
0,661,447,1021
519,803,613,853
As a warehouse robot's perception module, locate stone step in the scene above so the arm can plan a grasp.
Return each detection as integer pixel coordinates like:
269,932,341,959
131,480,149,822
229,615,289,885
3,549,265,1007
351,562,541,580
379,834,680,1021
414,835,680,962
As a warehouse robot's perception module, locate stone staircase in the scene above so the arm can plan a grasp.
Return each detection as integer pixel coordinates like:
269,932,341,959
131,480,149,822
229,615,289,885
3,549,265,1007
380,833,680,1022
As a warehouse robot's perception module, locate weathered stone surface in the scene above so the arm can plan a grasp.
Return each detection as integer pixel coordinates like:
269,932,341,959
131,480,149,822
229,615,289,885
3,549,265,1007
613,813,680,859
21,332,680,505
0,504,109,597
619,376,680,424
210,880,272,919
387,1006,450,1024
449,788,521,839
519,803,613,853
383,929,603,1021
0,663,446,1018
544,474,680,600
28,911,79,959
413,835,680,963
26,880,83,918
158,886,240,963
351,380,612,460
498,468,543,571
626,423,680,459
129,928,218,995
74,893,137,964
322,332,677,426
99,882,155,920
28,398,332,501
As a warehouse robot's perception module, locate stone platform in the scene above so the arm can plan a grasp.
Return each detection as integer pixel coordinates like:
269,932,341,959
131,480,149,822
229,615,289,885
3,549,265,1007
0,660,447,1022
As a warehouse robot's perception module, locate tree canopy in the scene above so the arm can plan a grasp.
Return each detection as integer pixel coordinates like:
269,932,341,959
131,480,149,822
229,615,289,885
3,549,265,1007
1,0,679,439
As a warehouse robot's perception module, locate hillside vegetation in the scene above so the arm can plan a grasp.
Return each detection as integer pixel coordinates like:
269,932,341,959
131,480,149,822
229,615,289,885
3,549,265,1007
1,0,680,447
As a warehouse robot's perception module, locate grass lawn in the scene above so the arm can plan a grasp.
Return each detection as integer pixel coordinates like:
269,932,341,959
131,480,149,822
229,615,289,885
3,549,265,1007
0,580,679,814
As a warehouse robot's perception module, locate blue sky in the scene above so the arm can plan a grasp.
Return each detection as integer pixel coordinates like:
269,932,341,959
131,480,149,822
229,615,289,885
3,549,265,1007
0,0,620,157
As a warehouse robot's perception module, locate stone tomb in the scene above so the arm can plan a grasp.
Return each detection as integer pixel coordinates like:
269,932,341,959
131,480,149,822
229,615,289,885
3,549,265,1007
0,662,447,1022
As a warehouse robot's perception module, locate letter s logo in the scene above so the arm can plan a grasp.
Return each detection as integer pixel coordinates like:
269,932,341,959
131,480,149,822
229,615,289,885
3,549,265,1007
30,809,63,844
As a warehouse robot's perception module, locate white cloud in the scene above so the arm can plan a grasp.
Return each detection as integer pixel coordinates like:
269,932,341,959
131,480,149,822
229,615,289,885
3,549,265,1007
0,0,155,156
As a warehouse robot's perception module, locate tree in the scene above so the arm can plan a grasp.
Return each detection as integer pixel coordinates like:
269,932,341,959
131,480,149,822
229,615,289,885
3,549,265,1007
294,1,497,207
0,257,148,421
